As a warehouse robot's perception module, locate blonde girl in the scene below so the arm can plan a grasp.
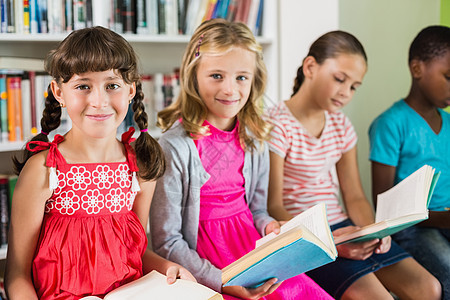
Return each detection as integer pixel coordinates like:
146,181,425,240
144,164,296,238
151,19,333,300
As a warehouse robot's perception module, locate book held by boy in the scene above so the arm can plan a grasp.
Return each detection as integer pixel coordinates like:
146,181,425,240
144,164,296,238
80,270,223,300
334,164,440,245
222,203,337,288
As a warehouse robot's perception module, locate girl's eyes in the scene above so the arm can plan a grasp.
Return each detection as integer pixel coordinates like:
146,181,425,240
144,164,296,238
210,74,248,81
76,84,89,90
334,76,345,83
107,83,120,90
75,83,120,90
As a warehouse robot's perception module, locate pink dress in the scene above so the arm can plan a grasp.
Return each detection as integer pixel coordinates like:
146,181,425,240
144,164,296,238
29,129,147,299
195,121,333,300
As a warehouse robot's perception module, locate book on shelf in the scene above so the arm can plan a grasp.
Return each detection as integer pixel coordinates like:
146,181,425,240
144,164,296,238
222,203,337,288
334,164,440,245
80,270,223,300
0,74,8,142
0,175,10,246
7,76,23,142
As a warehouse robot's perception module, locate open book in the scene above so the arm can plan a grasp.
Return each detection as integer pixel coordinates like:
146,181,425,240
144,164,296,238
222,203,337,288
81,270,223,300
334,164,440,245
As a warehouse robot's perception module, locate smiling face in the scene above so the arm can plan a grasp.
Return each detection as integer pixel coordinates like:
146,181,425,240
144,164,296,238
310,53,367,112
196,47,256,131
51,69,136,139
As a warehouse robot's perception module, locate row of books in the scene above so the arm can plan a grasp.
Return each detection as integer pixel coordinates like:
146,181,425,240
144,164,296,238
0,0,264,36
0,174,16,247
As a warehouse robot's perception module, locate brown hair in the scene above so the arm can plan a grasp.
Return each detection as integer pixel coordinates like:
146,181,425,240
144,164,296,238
13,26,165,180
292,30,367,96
157,18,271,150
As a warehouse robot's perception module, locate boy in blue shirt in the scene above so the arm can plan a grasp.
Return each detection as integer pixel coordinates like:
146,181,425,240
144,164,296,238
369,25,450,299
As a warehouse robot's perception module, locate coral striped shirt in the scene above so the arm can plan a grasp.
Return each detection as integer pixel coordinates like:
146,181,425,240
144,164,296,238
267,101,357,225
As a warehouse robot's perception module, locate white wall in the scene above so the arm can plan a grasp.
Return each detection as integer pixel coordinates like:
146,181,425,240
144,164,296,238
275,0,339,105
339,0,440,200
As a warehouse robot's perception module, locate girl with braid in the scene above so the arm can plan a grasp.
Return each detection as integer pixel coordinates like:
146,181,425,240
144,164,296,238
5,27,194,299
266,30,441,299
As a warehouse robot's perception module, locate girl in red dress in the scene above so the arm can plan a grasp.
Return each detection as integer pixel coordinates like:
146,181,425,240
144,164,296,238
5,27,194,299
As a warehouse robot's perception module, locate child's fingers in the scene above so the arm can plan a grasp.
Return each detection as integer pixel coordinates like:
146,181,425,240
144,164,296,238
179,268,197,282
165,266,178,284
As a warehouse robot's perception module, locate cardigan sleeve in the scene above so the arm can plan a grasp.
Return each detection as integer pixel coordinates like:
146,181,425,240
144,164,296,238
150,133,223,292
246,142,275,236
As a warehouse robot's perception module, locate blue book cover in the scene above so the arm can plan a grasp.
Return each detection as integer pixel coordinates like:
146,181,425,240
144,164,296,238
223,234,336,288
222,203,337,288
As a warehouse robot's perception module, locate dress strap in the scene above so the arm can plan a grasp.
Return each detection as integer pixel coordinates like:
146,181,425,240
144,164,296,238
121,127,141,192
27,135,65,191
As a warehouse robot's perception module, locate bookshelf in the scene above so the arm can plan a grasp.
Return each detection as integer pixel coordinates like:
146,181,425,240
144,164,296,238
0,1,279,262
0,1,278,154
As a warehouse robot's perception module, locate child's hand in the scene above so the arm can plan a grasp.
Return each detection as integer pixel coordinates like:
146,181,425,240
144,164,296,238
222,278,282,299
165,265,197,284
374,236,391,254
264,220,284,235
333,226,380,260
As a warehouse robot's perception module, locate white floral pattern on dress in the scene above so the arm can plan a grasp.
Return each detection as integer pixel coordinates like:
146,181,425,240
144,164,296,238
125,191,136,211
66,166,91,191
115,164,131,188
54,171,66,195
81,189,105,214
93,165,115,190
54,190,80,215
46,163,134,215
105,187,126,213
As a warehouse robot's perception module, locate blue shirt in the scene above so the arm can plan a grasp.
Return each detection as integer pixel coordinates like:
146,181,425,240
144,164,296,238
369,99,450,211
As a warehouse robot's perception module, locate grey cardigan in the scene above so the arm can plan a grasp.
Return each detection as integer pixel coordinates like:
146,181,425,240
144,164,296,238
150,121,274,291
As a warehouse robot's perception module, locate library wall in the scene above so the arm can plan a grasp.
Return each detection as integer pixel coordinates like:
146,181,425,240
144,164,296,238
339,0,441,200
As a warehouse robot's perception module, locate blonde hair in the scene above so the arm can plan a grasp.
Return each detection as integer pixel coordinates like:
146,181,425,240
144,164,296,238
157,18,271,150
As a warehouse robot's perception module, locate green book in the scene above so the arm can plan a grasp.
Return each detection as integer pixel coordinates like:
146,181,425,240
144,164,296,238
334,165,440,245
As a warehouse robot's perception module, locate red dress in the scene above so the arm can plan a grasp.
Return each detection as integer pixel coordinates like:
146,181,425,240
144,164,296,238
30,129,147,299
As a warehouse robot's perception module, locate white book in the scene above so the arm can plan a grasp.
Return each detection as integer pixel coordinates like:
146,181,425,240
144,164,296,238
21,77,32,140
164,0,178,35
92,0,108,27
80,270,223,300
246,0,260,34
146,0,159,35
334,165,439,245
34,74,52,133
184,0,201,35
14,0,24,34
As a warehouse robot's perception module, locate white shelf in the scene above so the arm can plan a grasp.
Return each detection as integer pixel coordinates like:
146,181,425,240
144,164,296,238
0,141,25,152
0,33,272,45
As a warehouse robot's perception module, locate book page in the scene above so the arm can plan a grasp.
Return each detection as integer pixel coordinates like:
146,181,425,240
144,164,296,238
80,271,222,300
376,165,432,223
256,203,333,251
